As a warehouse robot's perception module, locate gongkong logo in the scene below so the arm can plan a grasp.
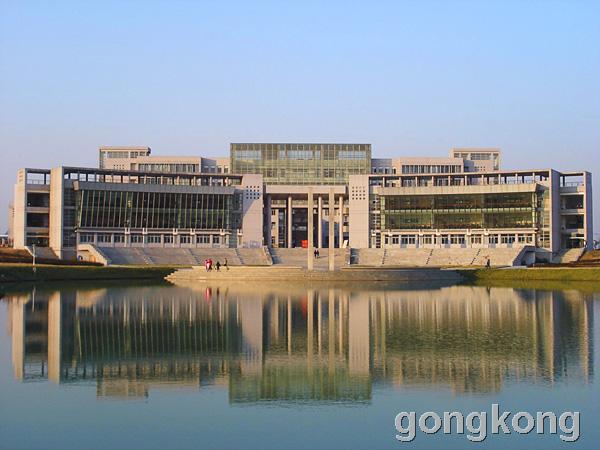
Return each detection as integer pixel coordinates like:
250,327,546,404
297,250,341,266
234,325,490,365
395,404,580,443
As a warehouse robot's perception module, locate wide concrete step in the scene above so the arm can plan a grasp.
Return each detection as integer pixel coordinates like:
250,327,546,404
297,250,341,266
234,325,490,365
270,248,347,268
96,246,270,266
166,265,463,283
353,247,526,267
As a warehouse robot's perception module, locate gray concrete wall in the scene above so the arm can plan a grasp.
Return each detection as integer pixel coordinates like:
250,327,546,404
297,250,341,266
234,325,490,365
348,175,370,248
12,170,26,248
241,174,264,247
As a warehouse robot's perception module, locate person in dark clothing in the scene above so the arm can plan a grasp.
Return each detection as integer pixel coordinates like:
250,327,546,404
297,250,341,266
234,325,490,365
314,248,318,259
224,258,229,270
486,258,491,268
216,261,221,272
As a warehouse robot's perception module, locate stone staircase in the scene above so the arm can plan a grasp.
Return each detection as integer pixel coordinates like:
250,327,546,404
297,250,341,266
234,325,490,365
353,248,385,266
553,248,585,264
269,248,347,269
351,247,527,267
95,247,270,266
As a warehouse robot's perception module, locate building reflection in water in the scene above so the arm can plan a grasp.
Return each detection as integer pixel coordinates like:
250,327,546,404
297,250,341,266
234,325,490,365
3,283,596,402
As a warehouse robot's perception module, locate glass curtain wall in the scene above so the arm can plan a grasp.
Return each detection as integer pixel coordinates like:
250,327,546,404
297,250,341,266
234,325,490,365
76,189,239,230
231,143,371,185
380,192,539,230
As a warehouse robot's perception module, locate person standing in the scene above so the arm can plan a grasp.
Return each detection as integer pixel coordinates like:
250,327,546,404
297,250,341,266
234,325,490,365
224,258,229,270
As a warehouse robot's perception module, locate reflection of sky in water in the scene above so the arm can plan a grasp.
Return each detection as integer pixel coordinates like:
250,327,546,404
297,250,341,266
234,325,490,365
0,282,599,449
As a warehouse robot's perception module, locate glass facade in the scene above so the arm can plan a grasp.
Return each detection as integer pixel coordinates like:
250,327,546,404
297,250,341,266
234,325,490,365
231,143,371,185
380,192,538,230
76,189,241,230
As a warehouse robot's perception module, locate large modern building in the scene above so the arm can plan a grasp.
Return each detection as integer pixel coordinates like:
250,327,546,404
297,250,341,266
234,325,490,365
9,144,593,263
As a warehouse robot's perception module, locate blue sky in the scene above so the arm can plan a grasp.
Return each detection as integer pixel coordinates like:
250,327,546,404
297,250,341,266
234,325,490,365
1,0,599,234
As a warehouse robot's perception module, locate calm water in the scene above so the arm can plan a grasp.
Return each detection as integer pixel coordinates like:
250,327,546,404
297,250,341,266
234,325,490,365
0,280,599,449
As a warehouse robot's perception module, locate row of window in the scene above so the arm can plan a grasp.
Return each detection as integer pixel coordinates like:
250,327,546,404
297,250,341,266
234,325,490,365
103,150,149,159
231,143,369,151
382,233,534,245
401,164,463,174
137,163,199,173
80,233,222,244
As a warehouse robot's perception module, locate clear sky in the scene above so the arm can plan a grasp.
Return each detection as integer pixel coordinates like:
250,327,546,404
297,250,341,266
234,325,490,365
1,0,599,235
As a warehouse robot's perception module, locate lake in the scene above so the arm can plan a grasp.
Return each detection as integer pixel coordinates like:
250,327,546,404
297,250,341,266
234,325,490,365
0,280,598,449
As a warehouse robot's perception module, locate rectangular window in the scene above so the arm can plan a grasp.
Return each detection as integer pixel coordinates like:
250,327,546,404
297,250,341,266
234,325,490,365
450,235,465,244
196,235,210,244
213,236,220,244
180,235,191,244
164,235,173,244
97,233,112,244
421,236,433,244
501,235,516,244
114,234,125,243
131,234,144,244
147,234,161,244
80,233,94,243
400,235,416,245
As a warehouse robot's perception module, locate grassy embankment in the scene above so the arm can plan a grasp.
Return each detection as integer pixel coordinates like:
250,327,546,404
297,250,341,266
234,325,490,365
0,263,182,283
460,267,600,283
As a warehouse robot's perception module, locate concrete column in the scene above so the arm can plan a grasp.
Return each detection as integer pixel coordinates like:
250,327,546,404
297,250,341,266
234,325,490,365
265,194,272,247
287,195,293,248
318,196,323,248
272,209,279,247
328,189,335,271
308,188,314,271
338,195,344,248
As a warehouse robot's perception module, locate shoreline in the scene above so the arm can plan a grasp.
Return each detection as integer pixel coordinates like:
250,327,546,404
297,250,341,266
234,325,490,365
459,267,600,282
2,263,600,285
0,263,181,283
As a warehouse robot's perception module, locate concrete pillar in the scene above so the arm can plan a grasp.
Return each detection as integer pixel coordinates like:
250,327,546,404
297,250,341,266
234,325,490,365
338,195,344,248
328,189,335,271
318,196,323,248
265,194,272,247
308,188,314,271
272,209,279,247
287,195,293,248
